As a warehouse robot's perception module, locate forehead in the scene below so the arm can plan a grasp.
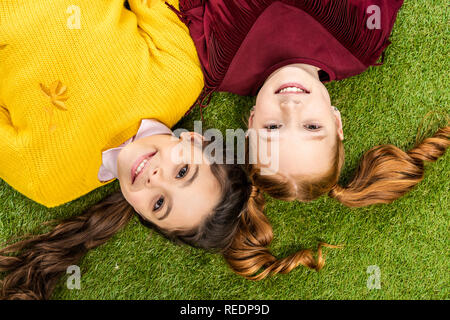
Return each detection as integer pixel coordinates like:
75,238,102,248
262,132,336,178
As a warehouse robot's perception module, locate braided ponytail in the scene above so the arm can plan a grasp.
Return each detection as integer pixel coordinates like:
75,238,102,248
329,127,449,207
0,192,134,300
223,186,335,280
0,160,255,299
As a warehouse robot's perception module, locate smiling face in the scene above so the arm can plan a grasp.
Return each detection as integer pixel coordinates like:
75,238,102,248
248,63,344,181
116,134,222,231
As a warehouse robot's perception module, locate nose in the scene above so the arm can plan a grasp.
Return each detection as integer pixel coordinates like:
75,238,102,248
280,97,302,111
145,167,161,187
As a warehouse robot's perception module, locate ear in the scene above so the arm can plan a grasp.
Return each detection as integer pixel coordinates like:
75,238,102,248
180,131,205,147
332,106,344,141
248,106,256,128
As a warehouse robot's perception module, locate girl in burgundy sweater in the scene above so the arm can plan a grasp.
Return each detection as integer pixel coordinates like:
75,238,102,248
168,0,450,279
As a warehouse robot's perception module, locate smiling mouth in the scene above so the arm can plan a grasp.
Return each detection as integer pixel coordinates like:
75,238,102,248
275,82,310,94
131,151,157,184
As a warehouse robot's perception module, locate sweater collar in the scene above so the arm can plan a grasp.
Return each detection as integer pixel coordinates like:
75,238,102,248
98,119,173,182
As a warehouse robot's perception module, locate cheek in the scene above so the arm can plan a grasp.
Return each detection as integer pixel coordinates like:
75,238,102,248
313,86,332,109
164,142,182,165
117,146,136,181
120,186,147,214
253,101,278,127
116,151,127,178
255,84,276,111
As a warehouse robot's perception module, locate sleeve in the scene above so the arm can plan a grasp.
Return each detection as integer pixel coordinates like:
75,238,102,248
0,104,25,185
127,0,197,59
0,105,18,152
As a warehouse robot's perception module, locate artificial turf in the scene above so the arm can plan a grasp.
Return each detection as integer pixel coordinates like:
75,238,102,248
0,0,448,300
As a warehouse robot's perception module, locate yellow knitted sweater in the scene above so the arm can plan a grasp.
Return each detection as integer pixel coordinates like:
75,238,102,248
0,0,204,208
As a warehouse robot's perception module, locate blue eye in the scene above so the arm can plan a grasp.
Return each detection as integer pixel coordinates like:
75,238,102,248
153,196,164,211
176,165,189,178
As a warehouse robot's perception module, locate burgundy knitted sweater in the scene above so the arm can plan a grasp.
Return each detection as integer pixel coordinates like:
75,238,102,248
169,0,404,111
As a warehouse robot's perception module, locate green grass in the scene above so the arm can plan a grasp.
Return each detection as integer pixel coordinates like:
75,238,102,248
1,0,449,300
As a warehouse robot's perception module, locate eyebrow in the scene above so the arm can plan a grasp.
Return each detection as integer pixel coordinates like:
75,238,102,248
156,165,199,221
182,164,199,188
157,198,172,221
308,134,327,141
266,133,326,142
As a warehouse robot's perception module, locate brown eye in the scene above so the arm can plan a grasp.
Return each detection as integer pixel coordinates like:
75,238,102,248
176,165,189,179
264,124,282,130
305,124,321,131
153,196,164,211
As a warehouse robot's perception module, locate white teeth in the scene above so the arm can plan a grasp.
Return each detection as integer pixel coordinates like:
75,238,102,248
279,87,305,93
135,159,148,176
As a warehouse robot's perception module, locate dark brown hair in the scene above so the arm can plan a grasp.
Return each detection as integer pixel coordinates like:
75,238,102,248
0,161,251,300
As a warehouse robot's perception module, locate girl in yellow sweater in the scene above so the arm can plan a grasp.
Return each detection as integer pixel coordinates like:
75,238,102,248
0,0,205,208
0,0,271,299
